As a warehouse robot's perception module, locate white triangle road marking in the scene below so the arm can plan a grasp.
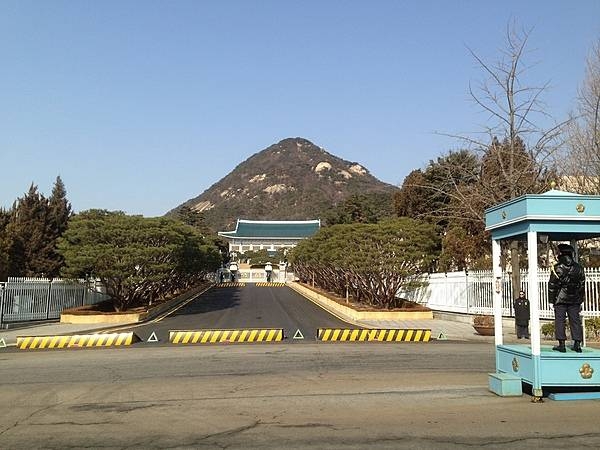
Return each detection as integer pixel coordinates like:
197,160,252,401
147,331,159,343
293,329,304,340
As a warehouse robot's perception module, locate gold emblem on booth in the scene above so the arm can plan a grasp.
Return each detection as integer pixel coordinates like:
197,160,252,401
576,203,585,213
579,363,594,379
512,357,519,372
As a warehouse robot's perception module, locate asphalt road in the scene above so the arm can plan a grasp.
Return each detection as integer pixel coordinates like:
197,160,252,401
125,284,356,345
2,342,600,449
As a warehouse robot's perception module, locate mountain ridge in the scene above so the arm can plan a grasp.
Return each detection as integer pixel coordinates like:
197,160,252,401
170,137,398,231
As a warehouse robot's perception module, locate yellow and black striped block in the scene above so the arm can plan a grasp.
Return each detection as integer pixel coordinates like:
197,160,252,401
255,282,286,287
317,328,431,342
215,282,246,288
169,329,284,344
17,332,138,350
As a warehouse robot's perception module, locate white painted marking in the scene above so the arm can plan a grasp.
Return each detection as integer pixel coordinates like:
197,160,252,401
293,329,304,340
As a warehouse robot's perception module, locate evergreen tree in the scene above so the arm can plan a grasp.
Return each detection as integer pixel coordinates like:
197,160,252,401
175,206,228,260
324,193,395,225
58,210,222,311
394,169,429,219
5,185,52,276
46,176,72,277
0,208,11,280
290,219,440,309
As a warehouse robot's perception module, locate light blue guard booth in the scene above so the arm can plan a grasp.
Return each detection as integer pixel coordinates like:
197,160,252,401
485,189,600,400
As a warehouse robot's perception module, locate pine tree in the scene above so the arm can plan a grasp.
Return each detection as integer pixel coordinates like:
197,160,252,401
0,208,11,280
175,206,228,258
7,184,52,277
46,176,72,277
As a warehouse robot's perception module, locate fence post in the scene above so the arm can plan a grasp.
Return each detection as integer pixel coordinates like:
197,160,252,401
465,271,470,315
45,279,53,320
582,314,587,348
0,283,5,328
81,281,87,306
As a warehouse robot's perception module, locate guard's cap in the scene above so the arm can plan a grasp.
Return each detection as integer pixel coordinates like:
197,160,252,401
558,243,575,254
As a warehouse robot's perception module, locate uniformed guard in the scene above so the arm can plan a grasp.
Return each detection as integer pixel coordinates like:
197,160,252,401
513,290,530,339
265,262,273,283
229,261,238,282
548,244,586,353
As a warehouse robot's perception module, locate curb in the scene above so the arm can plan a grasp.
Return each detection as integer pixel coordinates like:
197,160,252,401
287,282,433,322
60,283,214,325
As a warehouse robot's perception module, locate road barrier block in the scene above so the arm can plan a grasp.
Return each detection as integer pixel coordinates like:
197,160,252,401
255,282,286,287
317,328,431,342
169,329,284,344
17,332,138,350
215,282,246,288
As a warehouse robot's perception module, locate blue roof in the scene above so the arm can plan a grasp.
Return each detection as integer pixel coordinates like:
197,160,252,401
218,219,320,239
485,189,600,241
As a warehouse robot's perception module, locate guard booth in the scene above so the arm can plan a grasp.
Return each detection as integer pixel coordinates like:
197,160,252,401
485,189,600,400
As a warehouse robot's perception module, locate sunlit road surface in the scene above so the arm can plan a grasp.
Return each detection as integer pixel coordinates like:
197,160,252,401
2,342,600,449
124,283,358,345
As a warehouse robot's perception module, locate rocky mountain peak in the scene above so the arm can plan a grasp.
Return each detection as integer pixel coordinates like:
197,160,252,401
171,137,397,231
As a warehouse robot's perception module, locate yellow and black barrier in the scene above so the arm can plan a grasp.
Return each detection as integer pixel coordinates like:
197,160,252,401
254,282,286,287
17,332,138,350
169,328,284,344
215,282,246,288
317,328,431,342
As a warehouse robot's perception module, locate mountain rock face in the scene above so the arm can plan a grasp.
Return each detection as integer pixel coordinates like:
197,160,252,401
172,137,398,231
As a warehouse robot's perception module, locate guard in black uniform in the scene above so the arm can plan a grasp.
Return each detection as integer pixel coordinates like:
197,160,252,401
265,262,272,283
513,291,530,339
548,244,586,353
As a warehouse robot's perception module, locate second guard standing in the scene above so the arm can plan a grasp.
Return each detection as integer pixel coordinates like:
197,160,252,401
513,291,530,339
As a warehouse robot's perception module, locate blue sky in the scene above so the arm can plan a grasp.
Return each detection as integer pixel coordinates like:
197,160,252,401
1,1,599,217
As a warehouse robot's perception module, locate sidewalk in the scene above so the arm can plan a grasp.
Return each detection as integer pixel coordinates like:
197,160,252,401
358,317,522,343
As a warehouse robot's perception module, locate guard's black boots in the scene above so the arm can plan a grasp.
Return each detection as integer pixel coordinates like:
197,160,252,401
553,340,566,353
571,341,582,353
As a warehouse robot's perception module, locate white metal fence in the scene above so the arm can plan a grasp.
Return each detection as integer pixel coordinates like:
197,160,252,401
0,277,109,326
403,268,600,318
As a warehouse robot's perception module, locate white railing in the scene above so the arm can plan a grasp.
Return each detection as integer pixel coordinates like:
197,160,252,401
402,268,600,318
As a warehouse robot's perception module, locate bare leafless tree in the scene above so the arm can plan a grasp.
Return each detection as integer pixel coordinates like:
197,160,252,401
563,40,600,193
446,23,565,205
398,22,569,285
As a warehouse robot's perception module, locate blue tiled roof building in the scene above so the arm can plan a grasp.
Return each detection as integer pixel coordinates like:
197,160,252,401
218,219,320,254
